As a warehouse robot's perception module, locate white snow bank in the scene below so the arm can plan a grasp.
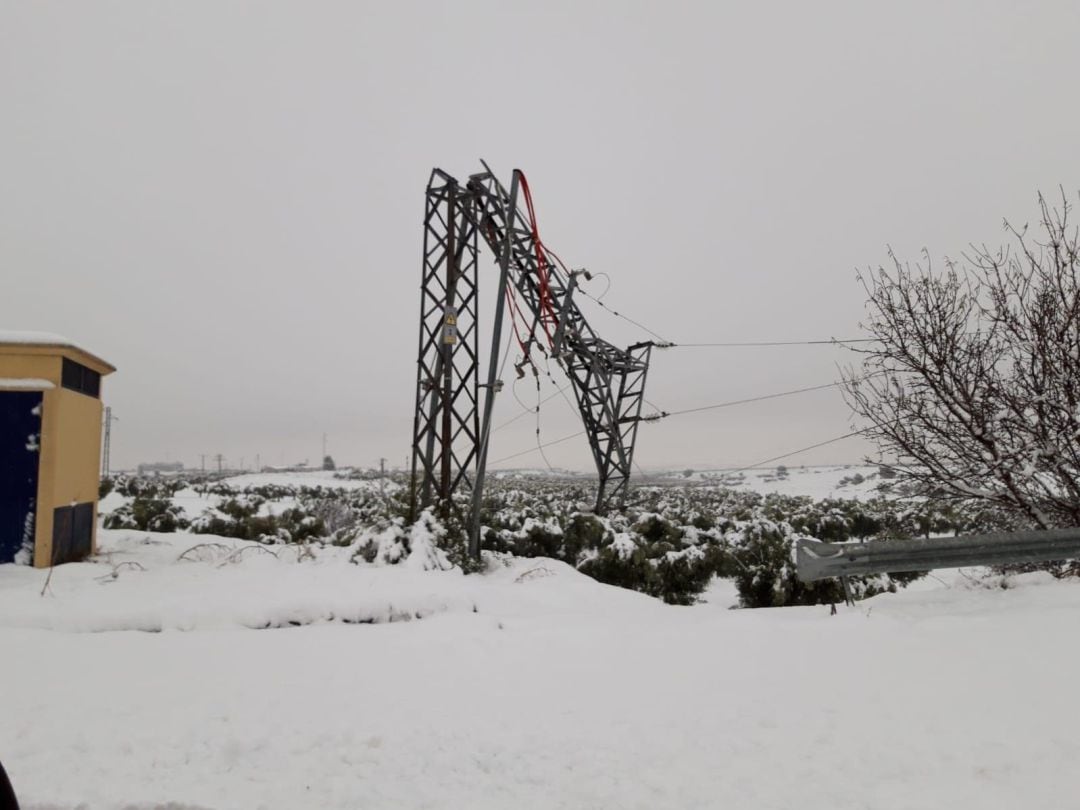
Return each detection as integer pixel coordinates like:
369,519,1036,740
3,559,1079,809
0,530,660,633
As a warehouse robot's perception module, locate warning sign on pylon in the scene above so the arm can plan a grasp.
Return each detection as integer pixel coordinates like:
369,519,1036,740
443,306,458,344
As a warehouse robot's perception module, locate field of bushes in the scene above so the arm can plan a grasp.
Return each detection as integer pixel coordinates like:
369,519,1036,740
97,470,1012,608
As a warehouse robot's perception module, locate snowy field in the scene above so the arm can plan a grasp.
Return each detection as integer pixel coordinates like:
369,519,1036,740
3,474,1080,809
648,463,890,501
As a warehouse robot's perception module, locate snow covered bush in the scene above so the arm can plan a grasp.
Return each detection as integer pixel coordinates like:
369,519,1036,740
730,517,923,608
103,497,190,533
577,534,654,593
560,513,610,563
189,498,325,544
469,481,932,606
345,509,466,571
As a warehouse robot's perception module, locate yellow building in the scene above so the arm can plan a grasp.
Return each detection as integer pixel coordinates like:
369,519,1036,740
0,332,115,567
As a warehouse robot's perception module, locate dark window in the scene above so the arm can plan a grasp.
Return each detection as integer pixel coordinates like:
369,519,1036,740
61,357,101,398
51,502,93,564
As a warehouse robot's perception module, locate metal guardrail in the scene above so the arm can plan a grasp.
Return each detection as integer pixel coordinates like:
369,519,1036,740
795,528,1080,583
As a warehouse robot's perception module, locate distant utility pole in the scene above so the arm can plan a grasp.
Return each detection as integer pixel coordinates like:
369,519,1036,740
379,457,387,500
101,407,118,478
215,454,224,474
256,454,260,472
200,454,206,472
322,433,327,462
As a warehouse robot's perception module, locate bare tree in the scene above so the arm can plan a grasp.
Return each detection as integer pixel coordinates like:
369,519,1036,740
843,190,1080,530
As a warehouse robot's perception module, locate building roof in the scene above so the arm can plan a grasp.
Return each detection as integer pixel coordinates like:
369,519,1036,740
0,330,116,374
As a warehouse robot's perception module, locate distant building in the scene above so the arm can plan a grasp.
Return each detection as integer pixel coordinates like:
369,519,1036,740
0,331,116,567
137,461,184,476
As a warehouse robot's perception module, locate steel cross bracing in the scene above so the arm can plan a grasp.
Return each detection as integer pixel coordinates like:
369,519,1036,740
410,164,654,525
462,168,652,513
409,169,481,518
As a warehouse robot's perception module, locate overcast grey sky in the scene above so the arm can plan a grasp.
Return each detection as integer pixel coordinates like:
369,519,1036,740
3,1,1079,472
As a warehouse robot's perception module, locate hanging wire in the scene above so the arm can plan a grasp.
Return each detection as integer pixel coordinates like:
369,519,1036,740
541,355,581,418
575,275,878,350
516,197,874,353
725,428,872,473
647,371,887,421
511,373,533,416
492,384,571,433
482,179,880,473
589,271,612,302
486,372,880,467
673,338,879,347
576,285,673,344
534,374,557,473
488,424,871,470
659,381,844,419
489,429,587,465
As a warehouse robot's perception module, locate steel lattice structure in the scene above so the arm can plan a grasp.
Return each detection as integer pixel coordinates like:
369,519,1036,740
410,164,654,548
409,170,481,517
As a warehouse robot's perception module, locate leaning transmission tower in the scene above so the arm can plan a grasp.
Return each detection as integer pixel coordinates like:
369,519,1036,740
409,163,655,555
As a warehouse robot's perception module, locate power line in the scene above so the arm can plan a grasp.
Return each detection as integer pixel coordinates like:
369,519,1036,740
651,370,890,421
577,286,673,344
656,381,845,419
490,378,861,465
488,425,870,472
576,278,878,349
534,379,557,473
489,430,586,465
671,338,879,348
492,383,572,433
727,428,871,473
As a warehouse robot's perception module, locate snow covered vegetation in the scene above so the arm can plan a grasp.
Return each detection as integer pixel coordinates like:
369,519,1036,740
90,466,960,609
3,467,1079,808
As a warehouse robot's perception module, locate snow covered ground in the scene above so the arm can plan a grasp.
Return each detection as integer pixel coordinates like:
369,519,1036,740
218,470,389,492
649,463,892,501
3,526,1080,809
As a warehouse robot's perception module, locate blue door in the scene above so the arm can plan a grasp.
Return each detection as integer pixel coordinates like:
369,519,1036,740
0,391,43,564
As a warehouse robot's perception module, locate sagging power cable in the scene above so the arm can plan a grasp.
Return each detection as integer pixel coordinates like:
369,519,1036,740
725,428,872,473
490,429,587,466
576,285,674,345
575,279,877,350
493,381,574,433
491,375,861,465
534,374,556,473
650,381,845,420
510,182,873,353
674,338,879,348
640,370,887,422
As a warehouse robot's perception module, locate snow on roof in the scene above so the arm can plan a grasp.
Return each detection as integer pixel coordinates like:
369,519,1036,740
0,378,55,390
0,330,76,347
0,330,115,372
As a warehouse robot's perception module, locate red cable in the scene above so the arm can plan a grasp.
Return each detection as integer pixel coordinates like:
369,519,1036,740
516,172,560,347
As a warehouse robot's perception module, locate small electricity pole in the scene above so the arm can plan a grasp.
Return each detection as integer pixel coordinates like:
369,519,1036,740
101,407,118,479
